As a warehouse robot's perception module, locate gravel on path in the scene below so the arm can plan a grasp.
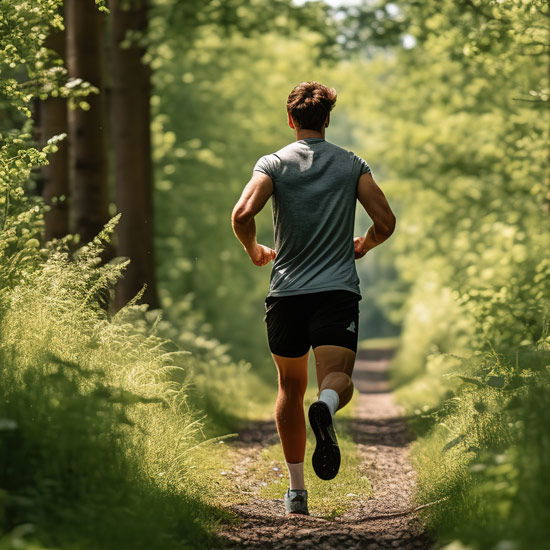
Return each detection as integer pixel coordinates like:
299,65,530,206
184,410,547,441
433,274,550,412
211,349,435,549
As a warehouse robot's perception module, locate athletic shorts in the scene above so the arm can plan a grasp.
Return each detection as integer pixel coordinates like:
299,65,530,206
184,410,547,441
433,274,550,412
263,290,361,358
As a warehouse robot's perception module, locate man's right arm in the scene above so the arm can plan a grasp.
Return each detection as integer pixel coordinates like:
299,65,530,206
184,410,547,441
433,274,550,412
354,172,396,259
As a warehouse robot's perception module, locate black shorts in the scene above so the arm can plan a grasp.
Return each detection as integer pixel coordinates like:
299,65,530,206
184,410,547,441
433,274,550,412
263,290,361,358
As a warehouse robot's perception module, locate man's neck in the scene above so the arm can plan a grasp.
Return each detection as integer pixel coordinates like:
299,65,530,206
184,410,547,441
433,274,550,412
295,129,325,140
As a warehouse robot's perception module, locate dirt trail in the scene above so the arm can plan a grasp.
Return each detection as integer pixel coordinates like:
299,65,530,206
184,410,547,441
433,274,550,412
211,349,434,549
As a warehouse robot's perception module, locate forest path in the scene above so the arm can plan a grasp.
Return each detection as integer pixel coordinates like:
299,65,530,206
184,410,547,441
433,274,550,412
211,349,434,549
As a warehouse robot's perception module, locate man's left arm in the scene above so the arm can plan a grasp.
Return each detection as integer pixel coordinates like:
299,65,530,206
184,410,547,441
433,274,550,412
231,171,276,267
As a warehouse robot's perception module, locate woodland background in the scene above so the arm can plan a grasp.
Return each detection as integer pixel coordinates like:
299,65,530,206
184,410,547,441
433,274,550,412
0,0,548,548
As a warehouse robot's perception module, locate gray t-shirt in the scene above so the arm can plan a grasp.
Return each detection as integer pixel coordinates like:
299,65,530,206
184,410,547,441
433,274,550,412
253,137,372,299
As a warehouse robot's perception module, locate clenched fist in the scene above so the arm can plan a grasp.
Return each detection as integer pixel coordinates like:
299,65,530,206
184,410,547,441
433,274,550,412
247,243,277,266
353,236,368,259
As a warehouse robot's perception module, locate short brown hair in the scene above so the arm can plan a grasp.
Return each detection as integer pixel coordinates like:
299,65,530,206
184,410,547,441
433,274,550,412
286,81,337,132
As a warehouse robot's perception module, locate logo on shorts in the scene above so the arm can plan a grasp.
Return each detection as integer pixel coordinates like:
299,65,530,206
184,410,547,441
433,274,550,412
346,321,356,333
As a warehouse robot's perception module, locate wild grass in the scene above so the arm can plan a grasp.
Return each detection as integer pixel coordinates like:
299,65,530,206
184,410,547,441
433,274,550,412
392,307,550,549
0,217,265,549
137,298,275,438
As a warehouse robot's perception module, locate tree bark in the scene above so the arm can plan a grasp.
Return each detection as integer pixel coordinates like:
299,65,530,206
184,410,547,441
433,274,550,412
110,0,159,310
41,26,70,241
66,0,110,248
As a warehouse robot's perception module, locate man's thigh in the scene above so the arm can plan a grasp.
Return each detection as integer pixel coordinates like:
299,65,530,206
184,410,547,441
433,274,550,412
264,294,310,358
312,344,356,383
308,290,360,355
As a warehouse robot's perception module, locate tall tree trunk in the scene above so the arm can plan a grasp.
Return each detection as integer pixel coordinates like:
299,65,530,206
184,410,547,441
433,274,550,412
66,0,110,248
110,0,159,310
41,26,69,241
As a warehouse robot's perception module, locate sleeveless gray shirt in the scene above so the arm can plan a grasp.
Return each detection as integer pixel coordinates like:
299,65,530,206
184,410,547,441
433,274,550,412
253,137,372,299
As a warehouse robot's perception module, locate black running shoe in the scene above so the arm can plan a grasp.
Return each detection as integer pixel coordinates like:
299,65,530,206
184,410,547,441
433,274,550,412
308,400,341,480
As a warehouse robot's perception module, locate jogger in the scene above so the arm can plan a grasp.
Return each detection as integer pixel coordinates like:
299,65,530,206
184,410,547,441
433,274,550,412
231,81,396,515
265,289,360,508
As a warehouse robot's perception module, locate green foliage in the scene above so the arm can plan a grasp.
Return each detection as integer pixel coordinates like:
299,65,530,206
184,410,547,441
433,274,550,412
0,1,269,547
151,0,341,63
0,185,262,547
0,145,256,547
352,1,550,548
0,210,237,548
0,0,97,123
397,345,550,549
0,0,63,118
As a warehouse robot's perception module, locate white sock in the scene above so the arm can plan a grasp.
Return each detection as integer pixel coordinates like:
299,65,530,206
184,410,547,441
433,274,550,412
319,388,339,416
286,461,305,490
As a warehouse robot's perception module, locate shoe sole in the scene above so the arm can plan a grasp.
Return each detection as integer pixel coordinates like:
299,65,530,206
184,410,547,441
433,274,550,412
285,508,309,515
308,400,340,480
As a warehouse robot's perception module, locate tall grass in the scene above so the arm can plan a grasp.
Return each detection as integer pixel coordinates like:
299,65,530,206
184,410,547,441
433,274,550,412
0,217,261,548
391,279,550,549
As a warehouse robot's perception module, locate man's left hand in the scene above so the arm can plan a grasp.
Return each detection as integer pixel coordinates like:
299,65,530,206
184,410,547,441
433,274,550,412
353,236,368,259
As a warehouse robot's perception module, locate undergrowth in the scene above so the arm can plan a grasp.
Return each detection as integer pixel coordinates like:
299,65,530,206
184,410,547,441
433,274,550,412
0,216,263,549
391,286,550,550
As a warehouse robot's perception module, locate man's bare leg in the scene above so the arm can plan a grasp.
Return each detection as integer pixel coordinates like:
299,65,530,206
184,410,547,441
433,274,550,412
271,350,309,490
313,344,356,412
308,344,356,480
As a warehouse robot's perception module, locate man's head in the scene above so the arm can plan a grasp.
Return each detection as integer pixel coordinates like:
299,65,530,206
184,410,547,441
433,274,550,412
286,81,337,132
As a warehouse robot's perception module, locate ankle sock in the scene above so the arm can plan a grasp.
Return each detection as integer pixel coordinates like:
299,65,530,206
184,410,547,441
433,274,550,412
286,461,305,490
319,388,339,416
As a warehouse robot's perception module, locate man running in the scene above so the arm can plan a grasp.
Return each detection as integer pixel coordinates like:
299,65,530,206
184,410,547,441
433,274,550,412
231,81,396,516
